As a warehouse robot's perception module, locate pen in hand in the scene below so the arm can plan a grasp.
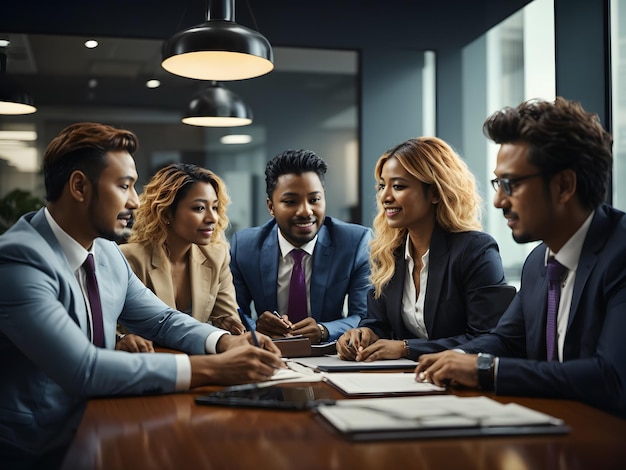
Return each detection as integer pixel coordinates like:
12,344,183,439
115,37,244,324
238,308,260,348
272,310,291,329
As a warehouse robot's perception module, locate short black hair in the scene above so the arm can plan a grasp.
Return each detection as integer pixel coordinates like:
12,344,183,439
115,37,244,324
265,149,327,198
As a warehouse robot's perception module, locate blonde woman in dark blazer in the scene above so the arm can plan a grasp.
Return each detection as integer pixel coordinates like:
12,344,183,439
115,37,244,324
117,163,244,352
337,137,513,361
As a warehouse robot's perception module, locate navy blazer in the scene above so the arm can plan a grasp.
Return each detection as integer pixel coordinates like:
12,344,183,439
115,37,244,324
462,204,626,419
230,217,372,341
361,226,514,359
0,209,219,455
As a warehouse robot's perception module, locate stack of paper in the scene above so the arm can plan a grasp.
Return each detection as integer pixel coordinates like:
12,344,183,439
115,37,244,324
316,395,569,440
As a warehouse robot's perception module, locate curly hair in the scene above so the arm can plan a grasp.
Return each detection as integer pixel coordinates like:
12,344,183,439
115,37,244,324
483,96,613,209
129,163,230,249
370,137,483,297
43,122,138,202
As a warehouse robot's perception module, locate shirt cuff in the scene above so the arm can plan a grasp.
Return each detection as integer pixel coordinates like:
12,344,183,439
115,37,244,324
174,354,191,391
494,356,500,391
206,330,230,354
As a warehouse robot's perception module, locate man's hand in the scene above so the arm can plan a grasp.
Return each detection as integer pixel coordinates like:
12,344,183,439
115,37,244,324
415,351,480,388
354,339,405,362
216,331,282,356
212,316,246,335
337,328,378,360
290,318,322,343
189,344,285,387
255,311,292,337
115,334,155,353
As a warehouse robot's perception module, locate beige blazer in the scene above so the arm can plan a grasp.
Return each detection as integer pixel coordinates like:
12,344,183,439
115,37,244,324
120,242,239,324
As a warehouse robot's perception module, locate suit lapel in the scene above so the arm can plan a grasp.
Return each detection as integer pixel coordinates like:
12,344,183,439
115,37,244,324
30,210,88,333
568,209,608,329
310,224,332,320
190,245,213,321
423,227,450,333
147,248,176,308
260,226,280,306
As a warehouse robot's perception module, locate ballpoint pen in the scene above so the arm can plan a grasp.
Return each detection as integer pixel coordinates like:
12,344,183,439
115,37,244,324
272,310,291,329
238,308,260,347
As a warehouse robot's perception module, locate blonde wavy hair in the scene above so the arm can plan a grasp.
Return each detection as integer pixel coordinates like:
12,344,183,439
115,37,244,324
129,163,230,249
370,137,483,297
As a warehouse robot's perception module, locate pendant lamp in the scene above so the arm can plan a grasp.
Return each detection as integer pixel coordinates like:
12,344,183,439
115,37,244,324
0,52,36,115
162,0,274,81
182,81,252,127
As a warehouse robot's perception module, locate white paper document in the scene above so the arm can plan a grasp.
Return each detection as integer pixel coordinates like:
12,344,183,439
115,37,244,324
316,395,568,440
294,354,417,372
323,372,444,395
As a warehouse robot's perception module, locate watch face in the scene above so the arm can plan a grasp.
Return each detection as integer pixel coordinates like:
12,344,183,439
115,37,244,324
477,354,494,370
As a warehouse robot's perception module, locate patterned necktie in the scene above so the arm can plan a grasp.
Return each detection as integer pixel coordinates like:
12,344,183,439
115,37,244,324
83,253,105,347
288,249,308,322
546,258,567,361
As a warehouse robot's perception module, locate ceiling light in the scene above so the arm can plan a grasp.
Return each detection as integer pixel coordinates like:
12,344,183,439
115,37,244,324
0,130,37,141
0,39,10,48
220,134,252,144
84,39,99,49
146,79,161,89
182,81,252,127
161,0,274,80
0,52,37,115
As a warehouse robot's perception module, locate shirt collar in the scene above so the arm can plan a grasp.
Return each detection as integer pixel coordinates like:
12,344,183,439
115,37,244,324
545,210,594,271
277,229,317,259
44,207,93,271
404,235,430,266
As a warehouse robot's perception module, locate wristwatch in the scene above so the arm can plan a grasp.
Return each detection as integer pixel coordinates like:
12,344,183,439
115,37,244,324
476,353,495,391
317,323,329,343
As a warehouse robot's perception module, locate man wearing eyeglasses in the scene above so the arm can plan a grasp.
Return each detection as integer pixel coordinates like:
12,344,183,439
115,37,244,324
415,97,626,420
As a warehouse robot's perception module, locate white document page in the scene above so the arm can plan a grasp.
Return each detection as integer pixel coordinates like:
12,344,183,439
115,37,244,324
294,354,417,371
323,372,444,395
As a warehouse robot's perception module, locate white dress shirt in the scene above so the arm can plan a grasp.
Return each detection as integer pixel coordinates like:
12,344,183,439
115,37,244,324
276,230,317,318
401,236,430,339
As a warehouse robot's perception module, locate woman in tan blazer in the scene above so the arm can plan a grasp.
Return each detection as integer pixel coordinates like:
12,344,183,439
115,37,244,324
117,163,244,352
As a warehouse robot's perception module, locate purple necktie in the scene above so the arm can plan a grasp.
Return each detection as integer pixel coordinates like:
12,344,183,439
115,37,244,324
546,258,567,361
83,253,105,347
288,249,308,322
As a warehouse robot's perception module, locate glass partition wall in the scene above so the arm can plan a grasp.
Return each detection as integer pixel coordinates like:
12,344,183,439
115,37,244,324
0,33,359,235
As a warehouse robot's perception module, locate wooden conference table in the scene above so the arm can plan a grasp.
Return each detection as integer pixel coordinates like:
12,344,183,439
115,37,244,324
61,369,626,470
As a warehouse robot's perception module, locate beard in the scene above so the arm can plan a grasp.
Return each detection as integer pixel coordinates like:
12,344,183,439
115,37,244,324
87,196,128,243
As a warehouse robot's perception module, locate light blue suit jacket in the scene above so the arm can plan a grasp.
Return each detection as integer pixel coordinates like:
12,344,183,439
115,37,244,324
0,209,219,455
230,217,372,341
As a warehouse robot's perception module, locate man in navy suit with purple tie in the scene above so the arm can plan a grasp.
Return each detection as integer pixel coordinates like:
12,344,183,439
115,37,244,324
416,97,626,420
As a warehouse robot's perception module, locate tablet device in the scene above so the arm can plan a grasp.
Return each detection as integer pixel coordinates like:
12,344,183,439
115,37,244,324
195,384,336,410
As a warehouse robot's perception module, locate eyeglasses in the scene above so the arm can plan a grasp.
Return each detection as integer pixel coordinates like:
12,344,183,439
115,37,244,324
490,172,543,196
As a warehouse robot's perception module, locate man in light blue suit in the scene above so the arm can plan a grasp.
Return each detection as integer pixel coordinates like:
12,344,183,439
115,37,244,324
230,149,372,344
416,97,626,419
0,123,282,467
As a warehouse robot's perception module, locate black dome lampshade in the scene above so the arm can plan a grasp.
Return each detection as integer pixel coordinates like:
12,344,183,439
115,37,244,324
0,52,36,115
162,0,274,81
182,81,253,127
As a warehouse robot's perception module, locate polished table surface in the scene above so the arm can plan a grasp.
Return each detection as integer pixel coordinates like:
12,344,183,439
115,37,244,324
61,375,626,470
